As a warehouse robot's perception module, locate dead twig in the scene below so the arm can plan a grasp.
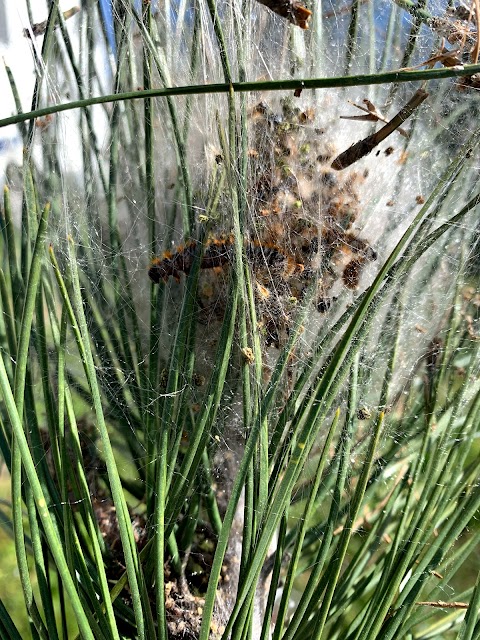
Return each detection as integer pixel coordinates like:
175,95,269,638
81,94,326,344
340,99,408,137
24,6,80,38
416,601,469,609
332,89,428,171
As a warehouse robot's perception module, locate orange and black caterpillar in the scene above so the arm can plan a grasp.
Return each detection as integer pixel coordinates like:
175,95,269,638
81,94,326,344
148,237,304,284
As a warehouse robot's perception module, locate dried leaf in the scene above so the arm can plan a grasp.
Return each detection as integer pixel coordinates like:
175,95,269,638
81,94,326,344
255,0,312,29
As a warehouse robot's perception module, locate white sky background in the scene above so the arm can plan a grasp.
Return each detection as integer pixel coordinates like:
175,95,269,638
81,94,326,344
0,1,52,169
0,1,109,182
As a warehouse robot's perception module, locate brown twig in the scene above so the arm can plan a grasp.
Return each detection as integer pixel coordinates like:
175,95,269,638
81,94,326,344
340,99,408,137
472,0,480,63
416,601,469,609
23,6,80,38
332,89,428,170
400,46,464,71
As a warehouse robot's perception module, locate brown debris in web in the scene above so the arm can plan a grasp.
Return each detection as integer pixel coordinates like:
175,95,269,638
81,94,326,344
415,2,480,88
255,0,312,29
150,99,378,349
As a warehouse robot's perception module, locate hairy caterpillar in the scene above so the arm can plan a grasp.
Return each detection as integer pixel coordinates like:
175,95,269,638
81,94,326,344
148,101,379,347
148,237,305,284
